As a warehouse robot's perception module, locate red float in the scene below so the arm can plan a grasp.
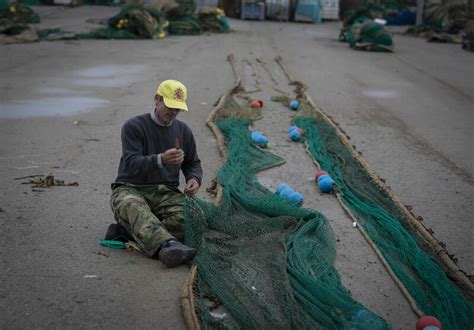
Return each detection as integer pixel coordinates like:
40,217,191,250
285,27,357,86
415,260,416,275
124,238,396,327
416,316,442,330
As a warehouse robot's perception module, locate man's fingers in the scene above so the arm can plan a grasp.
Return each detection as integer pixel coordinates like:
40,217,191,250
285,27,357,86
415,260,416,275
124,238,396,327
163,151,184,165
184,180,199,196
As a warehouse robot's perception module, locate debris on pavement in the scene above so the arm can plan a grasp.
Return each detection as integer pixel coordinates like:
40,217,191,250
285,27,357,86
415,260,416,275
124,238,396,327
22,173,79,188
95,251,109,257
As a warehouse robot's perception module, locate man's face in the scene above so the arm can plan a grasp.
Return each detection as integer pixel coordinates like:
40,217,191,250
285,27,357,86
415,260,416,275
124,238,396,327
154,95,180,126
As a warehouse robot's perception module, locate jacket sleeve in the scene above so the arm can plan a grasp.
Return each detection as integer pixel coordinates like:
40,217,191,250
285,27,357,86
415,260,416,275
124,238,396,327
181,126,203,186
121,121,159,176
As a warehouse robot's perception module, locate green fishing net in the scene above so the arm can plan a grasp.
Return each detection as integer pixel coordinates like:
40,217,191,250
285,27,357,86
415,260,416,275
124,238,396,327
0,3,40,24
168,15,202,35
68,1,229,39
183,96,389,329
346,17,393,52
293,114,473,330
424,2,468,33
198,8,230,33
339,1,395,51
183,84,473,328
72,4,167,39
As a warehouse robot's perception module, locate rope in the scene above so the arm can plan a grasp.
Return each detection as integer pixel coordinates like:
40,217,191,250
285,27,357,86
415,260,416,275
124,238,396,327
302,138,423,318
336,192,425,318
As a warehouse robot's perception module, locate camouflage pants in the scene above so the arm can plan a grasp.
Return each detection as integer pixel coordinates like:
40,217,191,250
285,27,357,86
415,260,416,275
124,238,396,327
110,184,184,257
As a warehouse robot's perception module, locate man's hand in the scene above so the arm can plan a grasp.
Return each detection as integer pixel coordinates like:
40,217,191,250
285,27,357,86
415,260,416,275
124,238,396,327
184,178,200,196
162,148,184,166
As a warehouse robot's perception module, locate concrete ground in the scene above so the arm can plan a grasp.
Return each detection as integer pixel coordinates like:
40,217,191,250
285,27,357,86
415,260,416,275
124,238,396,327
1,6,472,329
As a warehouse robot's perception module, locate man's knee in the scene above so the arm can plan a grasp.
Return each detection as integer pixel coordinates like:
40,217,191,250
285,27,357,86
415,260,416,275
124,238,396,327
112,194,148,217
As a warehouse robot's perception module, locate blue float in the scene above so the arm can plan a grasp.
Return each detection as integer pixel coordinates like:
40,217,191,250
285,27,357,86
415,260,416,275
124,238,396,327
251,131,268,146
276,183,304,207
318,177,334,193
317,174,331,183
276,183,290,194
289,100,299,110
289,129,301,141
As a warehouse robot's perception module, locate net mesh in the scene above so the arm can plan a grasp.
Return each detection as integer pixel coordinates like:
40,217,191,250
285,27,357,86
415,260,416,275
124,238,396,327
184,96,389,329
293,114,473,330
182,57,473,328
347,17,393,52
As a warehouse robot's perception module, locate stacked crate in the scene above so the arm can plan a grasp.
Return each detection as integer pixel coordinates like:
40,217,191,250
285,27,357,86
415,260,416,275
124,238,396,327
321,0,339,20
241,0,265,20
266,0,290,21
294,0,321,23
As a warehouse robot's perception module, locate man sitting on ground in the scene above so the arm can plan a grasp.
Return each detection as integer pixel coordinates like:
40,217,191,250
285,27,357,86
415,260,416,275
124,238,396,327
105,79,202,267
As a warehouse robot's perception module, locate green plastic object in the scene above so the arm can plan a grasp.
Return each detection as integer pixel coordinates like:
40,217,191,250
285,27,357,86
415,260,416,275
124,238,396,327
99,240,127,249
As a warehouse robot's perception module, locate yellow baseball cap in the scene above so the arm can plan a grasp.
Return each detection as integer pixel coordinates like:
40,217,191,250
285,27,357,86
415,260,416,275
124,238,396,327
156,80,188,111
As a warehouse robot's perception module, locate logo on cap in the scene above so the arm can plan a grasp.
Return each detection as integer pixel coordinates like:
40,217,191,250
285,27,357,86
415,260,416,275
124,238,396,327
174,88,184,101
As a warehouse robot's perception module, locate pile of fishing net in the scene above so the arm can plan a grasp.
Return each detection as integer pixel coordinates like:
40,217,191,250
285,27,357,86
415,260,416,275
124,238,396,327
339,2,395,52
167,15,201,35
0,0,230,40
0,3,40,43
74,4,167,39
71,0,229,39
198,7,229,33
405,1,472,45
341,16,394,52
166,1,229,35
0,3,168,42
424,1,469,33
0,2,39,23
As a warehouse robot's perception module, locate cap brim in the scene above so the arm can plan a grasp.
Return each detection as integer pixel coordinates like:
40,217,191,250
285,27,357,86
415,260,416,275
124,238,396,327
163,97,188,111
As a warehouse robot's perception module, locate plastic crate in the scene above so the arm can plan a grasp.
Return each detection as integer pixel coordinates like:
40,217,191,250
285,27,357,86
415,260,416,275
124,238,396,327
321,0,338,8
321,8,339,20
241,2,265,20
266,0,289,21
294,0,321,23
321,0,339,20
